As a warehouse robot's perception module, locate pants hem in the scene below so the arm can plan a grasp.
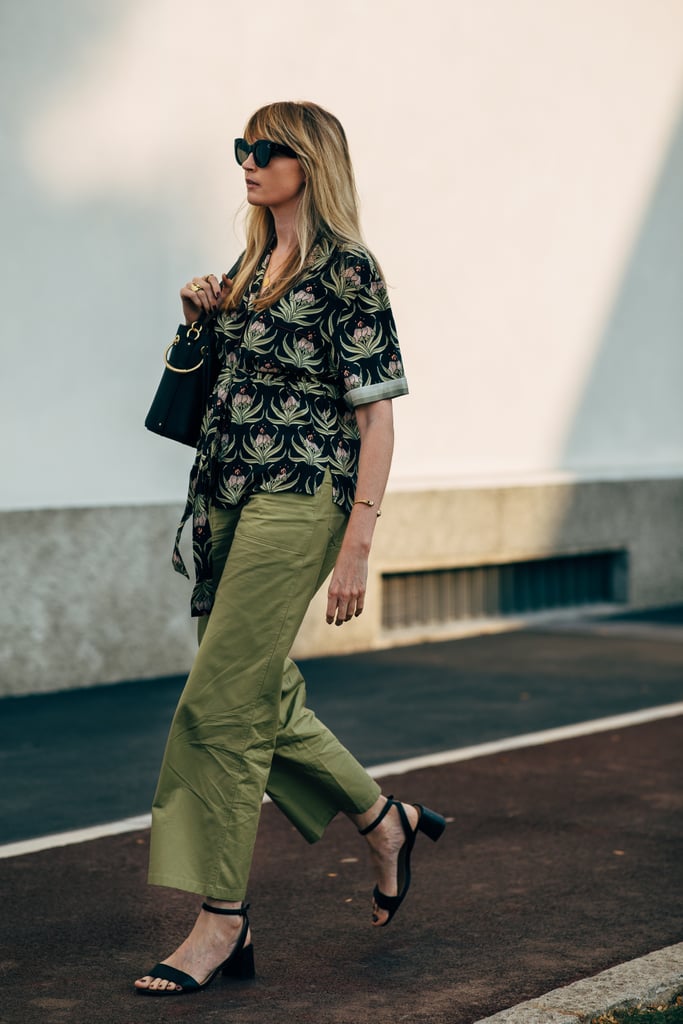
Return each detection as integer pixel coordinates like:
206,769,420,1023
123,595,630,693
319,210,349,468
296,782,382,844
147,873,247,902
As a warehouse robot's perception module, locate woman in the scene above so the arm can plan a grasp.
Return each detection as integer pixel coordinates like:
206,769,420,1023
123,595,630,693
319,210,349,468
135,100,445,997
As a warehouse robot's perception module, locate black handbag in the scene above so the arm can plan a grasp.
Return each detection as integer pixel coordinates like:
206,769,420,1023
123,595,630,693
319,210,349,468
144,317,217,447
145,258,242,447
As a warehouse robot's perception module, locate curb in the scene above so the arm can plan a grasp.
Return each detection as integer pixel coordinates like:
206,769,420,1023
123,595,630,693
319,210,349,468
472,942,683,1023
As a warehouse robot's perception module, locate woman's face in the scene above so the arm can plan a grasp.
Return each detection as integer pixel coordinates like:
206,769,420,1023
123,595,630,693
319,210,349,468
241,141,305,212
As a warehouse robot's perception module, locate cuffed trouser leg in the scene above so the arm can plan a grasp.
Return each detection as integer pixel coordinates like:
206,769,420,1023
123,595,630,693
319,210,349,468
148,473,379,900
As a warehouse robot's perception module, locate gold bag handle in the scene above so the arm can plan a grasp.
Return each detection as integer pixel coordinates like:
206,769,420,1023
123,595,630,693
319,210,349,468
163,322,205,374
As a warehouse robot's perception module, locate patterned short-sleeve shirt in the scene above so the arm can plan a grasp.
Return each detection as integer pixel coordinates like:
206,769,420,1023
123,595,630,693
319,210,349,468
173,235,409,616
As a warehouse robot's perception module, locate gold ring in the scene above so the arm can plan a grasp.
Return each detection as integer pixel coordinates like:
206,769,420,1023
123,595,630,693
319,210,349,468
190,283,203,293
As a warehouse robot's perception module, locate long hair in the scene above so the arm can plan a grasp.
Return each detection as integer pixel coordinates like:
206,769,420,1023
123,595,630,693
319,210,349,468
226,101,366,311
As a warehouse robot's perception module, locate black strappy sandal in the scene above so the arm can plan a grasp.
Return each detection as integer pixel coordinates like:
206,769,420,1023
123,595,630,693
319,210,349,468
359,796,446,926
135,902,255,996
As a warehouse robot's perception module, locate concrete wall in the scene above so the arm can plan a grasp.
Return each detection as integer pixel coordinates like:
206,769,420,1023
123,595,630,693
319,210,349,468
2,475,680,696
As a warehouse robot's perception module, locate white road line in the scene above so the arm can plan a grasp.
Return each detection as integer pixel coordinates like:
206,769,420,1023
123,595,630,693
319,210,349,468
364,700,683,780
0,814,152,860
1,701,682,861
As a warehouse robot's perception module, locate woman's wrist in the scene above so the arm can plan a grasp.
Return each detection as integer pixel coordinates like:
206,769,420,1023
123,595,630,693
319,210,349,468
343,514,376,555
352,497,382,518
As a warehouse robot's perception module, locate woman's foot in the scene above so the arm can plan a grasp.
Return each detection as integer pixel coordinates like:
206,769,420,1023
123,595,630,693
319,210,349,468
353,796,419,926
134,900,251,993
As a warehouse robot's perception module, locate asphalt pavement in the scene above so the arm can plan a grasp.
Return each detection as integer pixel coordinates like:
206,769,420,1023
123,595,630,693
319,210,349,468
0,606,682,1024
1,607,682,844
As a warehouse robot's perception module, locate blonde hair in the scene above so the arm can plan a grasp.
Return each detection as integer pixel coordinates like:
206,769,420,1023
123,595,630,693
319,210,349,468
226,101,366,311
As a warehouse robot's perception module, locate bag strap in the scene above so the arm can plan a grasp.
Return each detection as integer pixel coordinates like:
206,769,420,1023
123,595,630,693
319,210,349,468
193,252,244,335
226,253,244,280
204,252,243,328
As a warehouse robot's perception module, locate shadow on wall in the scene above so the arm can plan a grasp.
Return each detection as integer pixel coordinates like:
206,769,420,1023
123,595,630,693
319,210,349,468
560,102,683,474
1,0,228,511
551,99,683,608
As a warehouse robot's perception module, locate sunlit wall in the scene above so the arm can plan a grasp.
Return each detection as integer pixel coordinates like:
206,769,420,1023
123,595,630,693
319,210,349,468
3,0,683,512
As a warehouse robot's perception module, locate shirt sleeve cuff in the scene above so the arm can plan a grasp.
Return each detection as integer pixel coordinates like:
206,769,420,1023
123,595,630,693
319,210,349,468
343,377,410,409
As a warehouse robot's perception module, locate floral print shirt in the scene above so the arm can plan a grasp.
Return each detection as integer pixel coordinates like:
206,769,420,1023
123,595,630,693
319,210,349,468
172,236,409,616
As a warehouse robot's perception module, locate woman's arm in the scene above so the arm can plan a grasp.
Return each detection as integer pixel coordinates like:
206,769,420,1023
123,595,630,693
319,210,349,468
326,399,394,626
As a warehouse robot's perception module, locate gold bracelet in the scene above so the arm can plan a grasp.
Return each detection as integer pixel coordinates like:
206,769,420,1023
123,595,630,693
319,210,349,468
353,498,382,517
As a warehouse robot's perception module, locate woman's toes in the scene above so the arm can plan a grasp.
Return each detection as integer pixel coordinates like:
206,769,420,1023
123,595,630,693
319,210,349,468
134,974,181,992
151,977,177,992
372,902,388,926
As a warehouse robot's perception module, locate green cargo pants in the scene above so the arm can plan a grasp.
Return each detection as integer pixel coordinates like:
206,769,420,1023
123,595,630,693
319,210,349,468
148,471,381,900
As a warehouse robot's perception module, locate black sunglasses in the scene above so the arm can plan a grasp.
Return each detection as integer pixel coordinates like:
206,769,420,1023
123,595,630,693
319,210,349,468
234,138,298,168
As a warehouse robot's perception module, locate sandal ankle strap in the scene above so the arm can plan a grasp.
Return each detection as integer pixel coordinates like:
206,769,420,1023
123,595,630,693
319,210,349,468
358,795,395,836
201,901,250,916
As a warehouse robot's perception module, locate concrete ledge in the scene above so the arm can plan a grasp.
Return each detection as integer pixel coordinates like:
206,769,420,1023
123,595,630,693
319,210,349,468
473,942,683,1023
2,475,682,695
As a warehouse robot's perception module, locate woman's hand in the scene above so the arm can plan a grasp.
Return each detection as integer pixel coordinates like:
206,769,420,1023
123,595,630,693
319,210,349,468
180,272,234,325
326,545,369,626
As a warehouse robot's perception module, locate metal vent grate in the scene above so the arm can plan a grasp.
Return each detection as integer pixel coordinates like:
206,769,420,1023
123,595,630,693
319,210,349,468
381,550,628,631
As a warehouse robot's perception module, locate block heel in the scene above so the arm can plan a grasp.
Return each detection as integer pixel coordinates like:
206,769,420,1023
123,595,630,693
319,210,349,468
416,805,447,842
222,939,255,980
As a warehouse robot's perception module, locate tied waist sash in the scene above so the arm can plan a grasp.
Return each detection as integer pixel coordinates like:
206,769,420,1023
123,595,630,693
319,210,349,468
172,363,341,617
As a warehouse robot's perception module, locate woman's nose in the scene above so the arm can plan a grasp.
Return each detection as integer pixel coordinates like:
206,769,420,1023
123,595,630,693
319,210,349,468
242,152,257,170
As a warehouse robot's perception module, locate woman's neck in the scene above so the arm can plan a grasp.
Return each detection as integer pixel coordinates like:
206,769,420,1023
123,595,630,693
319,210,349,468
269,200,299,255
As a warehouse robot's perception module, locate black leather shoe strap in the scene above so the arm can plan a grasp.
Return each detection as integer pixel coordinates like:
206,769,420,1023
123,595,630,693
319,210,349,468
146,962,199,990
201,901,250,915
358,796,394,835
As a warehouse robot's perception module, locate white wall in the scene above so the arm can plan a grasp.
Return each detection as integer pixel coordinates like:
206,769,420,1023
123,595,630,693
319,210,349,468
2,0,683,512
